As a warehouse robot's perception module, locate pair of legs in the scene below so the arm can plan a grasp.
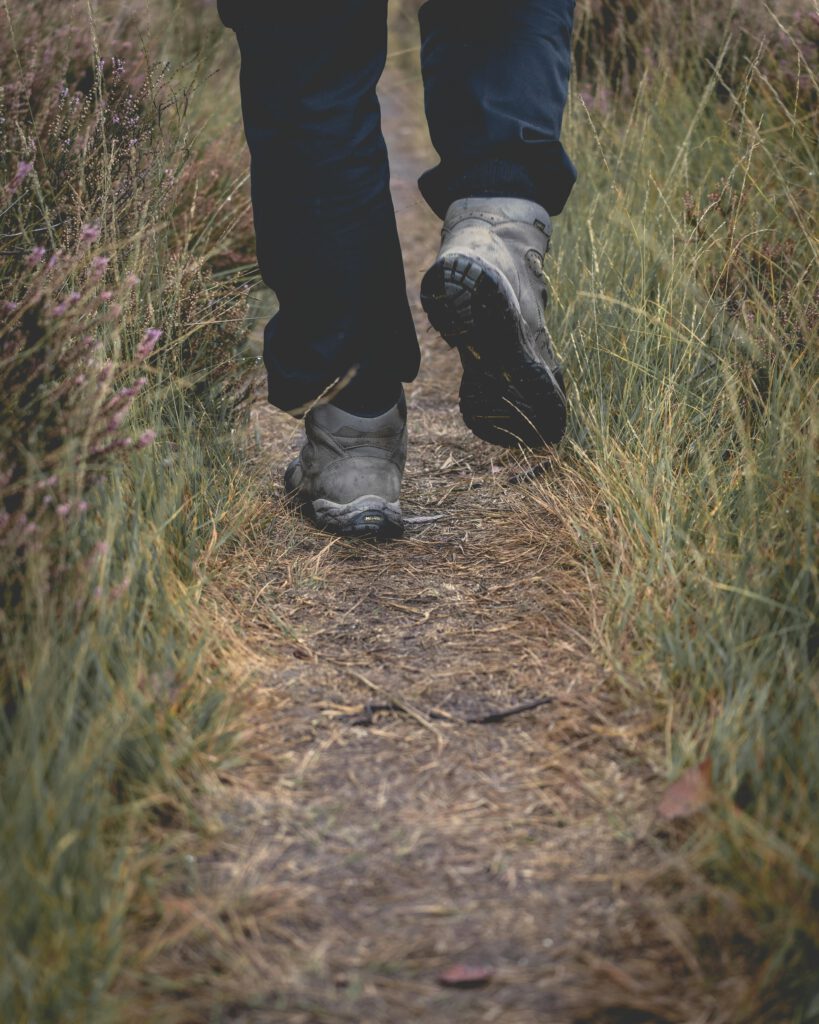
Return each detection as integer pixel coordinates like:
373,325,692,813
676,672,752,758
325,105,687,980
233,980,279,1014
219,0,576,414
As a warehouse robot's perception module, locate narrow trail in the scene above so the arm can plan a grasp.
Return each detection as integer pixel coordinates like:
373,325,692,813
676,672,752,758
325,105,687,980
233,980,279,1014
186,61,680,1024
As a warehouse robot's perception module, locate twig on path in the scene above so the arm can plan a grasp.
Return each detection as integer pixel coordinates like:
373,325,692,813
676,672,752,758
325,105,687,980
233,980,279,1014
339,694,555,728
339,667,446,746
344,702,404,726
461,695,555,723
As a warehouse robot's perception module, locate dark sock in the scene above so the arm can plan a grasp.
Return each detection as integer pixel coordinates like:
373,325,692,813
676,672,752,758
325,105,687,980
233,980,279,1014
449,158,542,209
332,371,403,418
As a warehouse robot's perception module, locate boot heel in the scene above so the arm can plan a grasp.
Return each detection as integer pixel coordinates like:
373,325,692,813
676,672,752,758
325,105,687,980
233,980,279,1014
420,255,484,347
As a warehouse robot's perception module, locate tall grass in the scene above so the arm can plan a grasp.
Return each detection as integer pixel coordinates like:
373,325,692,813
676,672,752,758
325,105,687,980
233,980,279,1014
546,10,818,1015
2,0,816,1020
0,2,256,1021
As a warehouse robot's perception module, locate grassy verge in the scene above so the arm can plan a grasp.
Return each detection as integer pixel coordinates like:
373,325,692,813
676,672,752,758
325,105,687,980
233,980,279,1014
2,0,816,1020
546,8,818,1016
0,3,257,1021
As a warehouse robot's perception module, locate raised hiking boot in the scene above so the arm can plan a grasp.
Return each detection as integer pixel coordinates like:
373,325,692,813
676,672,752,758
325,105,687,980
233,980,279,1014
283,395,407,540
420,196,566,448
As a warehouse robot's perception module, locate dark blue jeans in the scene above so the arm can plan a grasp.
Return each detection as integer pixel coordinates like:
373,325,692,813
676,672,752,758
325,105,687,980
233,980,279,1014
218,1,576,413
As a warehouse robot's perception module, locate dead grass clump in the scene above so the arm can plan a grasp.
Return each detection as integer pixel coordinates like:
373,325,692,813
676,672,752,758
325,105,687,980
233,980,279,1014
546,11,818,1014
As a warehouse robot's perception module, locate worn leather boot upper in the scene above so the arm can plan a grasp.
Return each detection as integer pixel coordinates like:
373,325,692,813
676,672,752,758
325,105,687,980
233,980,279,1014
284,395,407,538
421,197,566,447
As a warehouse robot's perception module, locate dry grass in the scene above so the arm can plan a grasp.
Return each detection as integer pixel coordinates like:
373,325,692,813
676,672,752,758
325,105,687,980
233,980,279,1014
113,59,756,1024
121,13,816,1019
0,2,257,1020
126,412,674,1022
3,3,815,1022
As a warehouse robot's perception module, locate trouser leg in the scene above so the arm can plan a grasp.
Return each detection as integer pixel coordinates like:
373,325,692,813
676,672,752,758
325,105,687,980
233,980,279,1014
224,3,419,414
417,0,577,218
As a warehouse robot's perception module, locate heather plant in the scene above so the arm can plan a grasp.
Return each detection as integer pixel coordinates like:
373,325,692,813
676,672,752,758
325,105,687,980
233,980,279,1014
1,252,153,585
1,2,255,1020
1,3,254,594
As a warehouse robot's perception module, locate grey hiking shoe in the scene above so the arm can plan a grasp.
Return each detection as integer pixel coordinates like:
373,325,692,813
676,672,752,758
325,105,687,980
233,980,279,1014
420,197,566,448
283,395,407,540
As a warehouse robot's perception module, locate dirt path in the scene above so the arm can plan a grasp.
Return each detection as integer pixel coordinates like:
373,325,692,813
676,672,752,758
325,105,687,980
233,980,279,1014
168,60,685,1024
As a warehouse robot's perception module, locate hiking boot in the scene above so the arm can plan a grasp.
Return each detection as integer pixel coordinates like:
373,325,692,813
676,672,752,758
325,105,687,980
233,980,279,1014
283,395,407,539
420,197,566,448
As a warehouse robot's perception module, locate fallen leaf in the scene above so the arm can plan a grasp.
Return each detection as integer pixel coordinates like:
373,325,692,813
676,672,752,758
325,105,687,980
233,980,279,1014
658,758,712,820
437,963,494,988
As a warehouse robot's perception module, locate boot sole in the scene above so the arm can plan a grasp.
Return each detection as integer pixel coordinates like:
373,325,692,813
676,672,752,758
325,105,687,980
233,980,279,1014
420,254,566,448
290,491,404,540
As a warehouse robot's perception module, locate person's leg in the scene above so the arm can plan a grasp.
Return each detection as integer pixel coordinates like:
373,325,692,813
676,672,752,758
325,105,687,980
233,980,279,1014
220,2,416,538
223,2,420,416
417,0,576,218
417,0,575,448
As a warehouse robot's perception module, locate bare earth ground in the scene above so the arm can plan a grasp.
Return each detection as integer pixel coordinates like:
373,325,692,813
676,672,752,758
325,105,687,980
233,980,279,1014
141,63,710,1024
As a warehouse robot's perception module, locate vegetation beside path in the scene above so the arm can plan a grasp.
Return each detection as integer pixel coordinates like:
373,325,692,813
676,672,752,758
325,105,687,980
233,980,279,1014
549,5,818,1012
1,1,816,1020
1,4,257,1020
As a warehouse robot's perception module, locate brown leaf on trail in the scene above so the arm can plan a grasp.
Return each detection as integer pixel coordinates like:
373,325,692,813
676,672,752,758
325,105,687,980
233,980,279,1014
658,759,713,820
437,963,495,988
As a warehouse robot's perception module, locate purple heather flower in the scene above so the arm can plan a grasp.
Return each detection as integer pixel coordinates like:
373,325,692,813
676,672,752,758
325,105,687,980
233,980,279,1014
80,224,101,243
136,429,156,448
136,327,162,359
111,576,132,600
56,503,71,518
90,256,110,280
25,246,46,267
10,160,34,190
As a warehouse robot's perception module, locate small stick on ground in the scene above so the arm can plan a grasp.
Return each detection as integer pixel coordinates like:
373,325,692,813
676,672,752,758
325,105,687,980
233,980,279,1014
341,694,555,727
339,666,447,745
461,695,555,724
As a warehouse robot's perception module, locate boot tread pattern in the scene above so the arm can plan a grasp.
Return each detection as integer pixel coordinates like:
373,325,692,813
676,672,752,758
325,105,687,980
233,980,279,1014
420,255,567,448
